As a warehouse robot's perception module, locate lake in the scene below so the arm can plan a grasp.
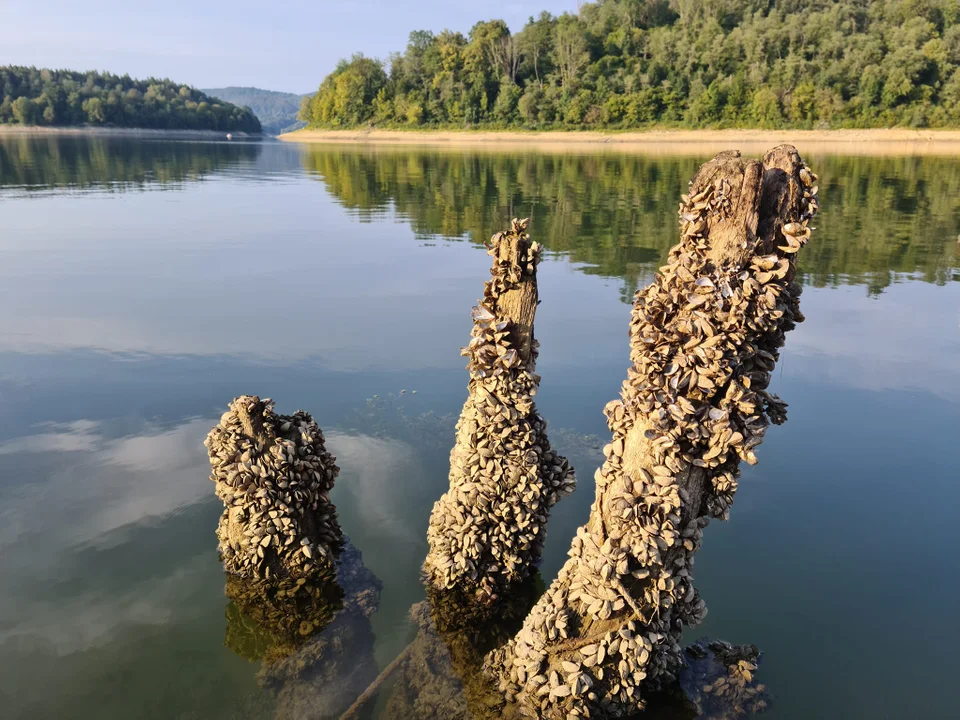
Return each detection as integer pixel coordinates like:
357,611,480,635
0,134,957,720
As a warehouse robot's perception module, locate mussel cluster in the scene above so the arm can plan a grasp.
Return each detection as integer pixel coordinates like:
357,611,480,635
205,395,342,579
423,219,576,602
486,148,818,718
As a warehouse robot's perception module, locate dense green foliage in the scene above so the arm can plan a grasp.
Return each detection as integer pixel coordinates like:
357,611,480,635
201,86,310,135
302,0,960,130
302,148,959,295
0,67,261,132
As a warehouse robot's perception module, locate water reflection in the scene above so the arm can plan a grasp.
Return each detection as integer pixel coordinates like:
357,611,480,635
223,542,381,720
0,417,213,556
303,148,959,296
0,408,418,720
0,139,957,720
385,579,543,720
0,134,264,194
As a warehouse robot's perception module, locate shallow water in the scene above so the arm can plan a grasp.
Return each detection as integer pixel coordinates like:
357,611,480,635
0,135,958,720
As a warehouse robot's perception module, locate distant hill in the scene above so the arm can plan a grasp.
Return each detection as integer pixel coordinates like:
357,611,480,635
0,67,261,132
202,86,311,135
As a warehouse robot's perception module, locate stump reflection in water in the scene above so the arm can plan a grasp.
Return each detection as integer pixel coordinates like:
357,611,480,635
385,577,543,720
380,580,770,720
224,540,381,719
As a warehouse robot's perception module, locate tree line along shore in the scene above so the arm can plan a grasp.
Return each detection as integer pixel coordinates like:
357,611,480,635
0,67,260,133
299,0,960,132
3,1,958,137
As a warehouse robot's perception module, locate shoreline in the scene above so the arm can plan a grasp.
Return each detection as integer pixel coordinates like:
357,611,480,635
0,126,263,140
278,128,960,155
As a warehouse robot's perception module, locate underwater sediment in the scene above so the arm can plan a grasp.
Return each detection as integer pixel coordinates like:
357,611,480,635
484,146,819,718
206,395,342,580
423,218,576,602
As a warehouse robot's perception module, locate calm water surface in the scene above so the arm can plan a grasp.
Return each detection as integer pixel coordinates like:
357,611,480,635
0,136,957,719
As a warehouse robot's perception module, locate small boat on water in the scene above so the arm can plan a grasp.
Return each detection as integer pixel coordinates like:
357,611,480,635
226,133,233,140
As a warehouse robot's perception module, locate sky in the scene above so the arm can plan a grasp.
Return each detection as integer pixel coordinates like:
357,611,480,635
0,0,581,94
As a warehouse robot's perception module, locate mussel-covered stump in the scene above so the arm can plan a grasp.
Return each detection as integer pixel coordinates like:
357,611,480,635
485,146,820,718
424,219,576,602
206,395,342,580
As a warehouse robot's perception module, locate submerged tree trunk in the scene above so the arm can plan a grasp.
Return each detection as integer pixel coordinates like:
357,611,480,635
423,219,576,603
206,395,342,580
485,146,820,718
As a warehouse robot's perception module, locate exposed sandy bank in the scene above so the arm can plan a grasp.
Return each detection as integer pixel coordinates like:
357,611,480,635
279,128,960,156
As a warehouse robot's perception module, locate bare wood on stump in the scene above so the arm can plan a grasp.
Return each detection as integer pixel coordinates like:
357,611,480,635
485,146,820,719
493,229,539,365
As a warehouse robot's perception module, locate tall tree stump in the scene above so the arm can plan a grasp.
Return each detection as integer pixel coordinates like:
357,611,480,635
484,146,820,718
423,218,576,603
206,395,342,579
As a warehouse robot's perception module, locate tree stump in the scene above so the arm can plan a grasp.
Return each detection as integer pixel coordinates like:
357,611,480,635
484,146,820,718
423,219,576,603
206,395,342,579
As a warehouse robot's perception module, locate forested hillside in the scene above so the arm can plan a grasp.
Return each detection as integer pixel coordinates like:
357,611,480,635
0,67,261,132
201,86,309,135
301,0,960,130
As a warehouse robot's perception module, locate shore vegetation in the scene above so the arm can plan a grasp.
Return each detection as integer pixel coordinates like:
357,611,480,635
301,0,960,131
0,66,261,133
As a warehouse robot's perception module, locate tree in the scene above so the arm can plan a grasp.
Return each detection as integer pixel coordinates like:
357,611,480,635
518,84,543,124
82,97,105,124
789,81,817,124
493,81,521,121
518,12,555,89
304,55,387,126
11,96,35,124
750,87,782,127
554,15,589,90
469,20,518,83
